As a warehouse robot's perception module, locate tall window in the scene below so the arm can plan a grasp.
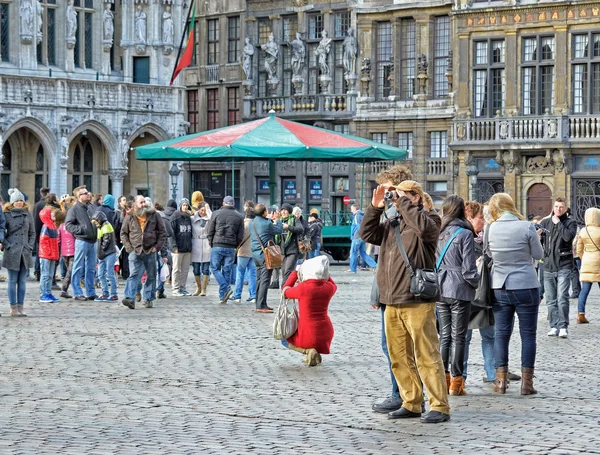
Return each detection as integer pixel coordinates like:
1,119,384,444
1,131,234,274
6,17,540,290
282,15,298,96
187,90,199,133
430,131,447,158
282,15,298,42
572,33,600,114
308,14,323,40
36,0,57,66
433,16,450,98
228,16,240,63
372,133,388,144
0,3,8,62
35,146,48,202
376,22,392,100
207,89,218,130
334,11,350,38
333,13,350,93
398,132,413,160
227,87,240,125
71,138,93,192
73,1,94,68
257,19,272,97
473,40,505,117
522,36,555,115
400,19,416,100
207,19,219,65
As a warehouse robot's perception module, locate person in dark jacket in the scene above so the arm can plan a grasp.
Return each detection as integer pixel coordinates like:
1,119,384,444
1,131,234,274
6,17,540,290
65,186,98,301
307,213,323,259
116,195,130,280
33,186,50,281
249,203,283,312
538,197,578,338
3,189,35,316
121,195,167,309
279,203,304,284
436,195,478,397
170,198,193,296
91,210,118,301
206,196,244,304
360,169,449,424
97,194,117,225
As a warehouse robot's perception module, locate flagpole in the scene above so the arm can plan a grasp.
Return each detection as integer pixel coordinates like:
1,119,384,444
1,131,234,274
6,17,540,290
169,0,196,85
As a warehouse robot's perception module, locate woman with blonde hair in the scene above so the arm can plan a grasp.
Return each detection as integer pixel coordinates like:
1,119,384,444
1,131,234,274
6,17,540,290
486,193,543,395
575,207,600,324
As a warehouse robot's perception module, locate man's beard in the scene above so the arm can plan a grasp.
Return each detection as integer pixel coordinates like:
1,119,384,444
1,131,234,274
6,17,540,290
134,206,148,217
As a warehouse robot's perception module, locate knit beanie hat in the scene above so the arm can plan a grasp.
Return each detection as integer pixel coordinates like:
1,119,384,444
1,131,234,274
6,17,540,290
102,194,115,209
180,198,190,209
8,188,25,204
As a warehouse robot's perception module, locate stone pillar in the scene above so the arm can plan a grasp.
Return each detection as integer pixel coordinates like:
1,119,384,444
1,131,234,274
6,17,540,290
456,33,470,114
553,26,569,113
109,169,127,203
504,31,518,114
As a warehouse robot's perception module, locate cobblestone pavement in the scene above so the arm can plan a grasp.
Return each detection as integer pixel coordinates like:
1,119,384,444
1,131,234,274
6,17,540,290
0,265,599,454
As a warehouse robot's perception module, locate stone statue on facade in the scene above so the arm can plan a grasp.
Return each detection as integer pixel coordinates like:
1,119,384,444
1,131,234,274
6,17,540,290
343,28,357,76
261,33,279,81
20,0,34,41
162,6,174,45
135,5,147,43
418,54,428,75
66,0,77,40
315,30,332,76
121,138,129,168
60,136,69,167
103,4,114,45
241,37,254,80
290,32,305,78
36,0,43,44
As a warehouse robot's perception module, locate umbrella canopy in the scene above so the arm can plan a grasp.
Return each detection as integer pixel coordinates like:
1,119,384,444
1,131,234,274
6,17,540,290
135,112,407,162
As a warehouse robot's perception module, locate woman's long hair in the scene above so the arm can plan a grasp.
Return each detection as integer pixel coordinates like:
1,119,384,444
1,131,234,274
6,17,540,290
440,195,473,233
488,193,525,221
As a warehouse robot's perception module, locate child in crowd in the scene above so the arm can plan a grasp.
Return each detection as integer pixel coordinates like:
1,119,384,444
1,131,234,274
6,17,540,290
91,211,118,301
58,201,76,299
39,207,60,303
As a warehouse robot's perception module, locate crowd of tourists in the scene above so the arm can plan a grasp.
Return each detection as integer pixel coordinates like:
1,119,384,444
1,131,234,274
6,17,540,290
0,186,323,315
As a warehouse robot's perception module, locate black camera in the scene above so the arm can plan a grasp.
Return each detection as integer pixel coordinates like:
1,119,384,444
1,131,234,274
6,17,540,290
534,223,549,234
384,190,398,201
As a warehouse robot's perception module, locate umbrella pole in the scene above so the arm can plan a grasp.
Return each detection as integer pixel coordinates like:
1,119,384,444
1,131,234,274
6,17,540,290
231,158,235,201
360,159,365,209
269,159,276,206
146,161,150,199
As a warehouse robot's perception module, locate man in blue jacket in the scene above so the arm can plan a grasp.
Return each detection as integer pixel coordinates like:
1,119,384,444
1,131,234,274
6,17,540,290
346,204,377,273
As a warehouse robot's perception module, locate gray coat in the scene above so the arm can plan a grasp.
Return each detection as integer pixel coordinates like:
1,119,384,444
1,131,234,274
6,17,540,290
488,213,544,290
191,213,212,263
3,207,36,271
436,219,479,301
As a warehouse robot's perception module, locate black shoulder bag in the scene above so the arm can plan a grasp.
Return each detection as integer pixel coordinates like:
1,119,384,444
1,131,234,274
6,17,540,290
393,225,439,300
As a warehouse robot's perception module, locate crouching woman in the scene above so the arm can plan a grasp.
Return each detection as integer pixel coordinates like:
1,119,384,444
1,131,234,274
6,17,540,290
281,255,337,366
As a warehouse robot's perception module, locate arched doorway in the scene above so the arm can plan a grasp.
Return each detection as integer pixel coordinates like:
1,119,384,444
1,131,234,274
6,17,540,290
527,183,552,218
69,132,108,195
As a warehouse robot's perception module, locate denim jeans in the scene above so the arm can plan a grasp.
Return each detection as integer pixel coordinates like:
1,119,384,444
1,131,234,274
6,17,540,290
493,288,540,369
233,256,256,300
349,239,377,272
98,253,117,297
8,260,28,305
157,259,165,292
192,262,210,276
125,251,157,301
210,247,235,300
381,305,400,399
40,258,56,297
71,239,97,297
544,268,571,329
578,281,600,313
254,257,273,310
571,258,581,296
463,326,496,381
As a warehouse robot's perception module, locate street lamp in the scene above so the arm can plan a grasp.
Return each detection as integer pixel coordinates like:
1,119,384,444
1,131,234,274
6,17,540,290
465,163,480,202
169,163,181,201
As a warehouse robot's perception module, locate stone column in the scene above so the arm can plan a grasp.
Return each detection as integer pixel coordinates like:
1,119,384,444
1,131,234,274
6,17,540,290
456,33,470,114
109,169,127,203
553,26,568,113
504,31,518,114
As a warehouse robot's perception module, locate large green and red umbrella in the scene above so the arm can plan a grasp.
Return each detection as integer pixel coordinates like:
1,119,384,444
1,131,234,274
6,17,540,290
136,112,406,162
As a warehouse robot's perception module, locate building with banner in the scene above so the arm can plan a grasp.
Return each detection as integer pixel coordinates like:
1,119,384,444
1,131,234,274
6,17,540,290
0,0,185,202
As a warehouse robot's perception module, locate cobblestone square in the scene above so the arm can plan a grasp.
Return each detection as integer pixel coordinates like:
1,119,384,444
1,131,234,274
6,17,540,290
1,266,599,454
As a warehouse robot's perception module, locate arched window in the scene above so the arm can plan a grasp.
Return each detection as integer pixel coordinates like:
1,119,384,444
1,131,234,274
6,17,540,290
34,145,48,203
71,137,94,192
1,141,12,202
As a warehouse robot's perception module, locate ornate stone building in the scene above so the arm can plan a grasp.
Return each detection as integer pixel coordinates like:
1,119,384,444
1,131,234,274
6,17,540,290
451,0,600,222
353,0,455,209
0,0,186,203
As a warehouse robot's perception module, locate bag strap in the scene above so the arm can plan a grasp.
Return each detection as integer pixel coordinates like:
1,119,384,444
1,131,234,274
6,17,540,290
252,221,267,252
483,224,490,258
585,227,600,252
435,227,464,271
394,225,415,277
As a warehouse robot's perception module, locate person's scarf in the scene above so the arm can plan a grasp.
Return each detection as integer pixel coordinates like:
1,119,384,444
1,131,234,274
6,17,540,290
282,213,296,246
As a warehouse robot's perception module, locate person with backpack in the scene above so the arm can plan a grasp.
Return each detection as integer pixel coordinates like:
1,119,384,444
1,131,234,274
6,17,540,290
91,211,118,302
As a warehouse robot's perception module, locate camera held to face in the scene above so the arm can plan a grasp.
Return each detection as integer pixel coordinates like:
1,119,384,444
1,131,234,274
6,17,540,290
384,190,398,201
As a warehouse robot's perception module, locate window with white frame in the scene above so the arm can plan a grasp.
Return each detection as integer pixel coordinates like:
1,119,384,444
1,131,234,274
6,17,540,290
400,19,416,100
522,36,555,115
473,39,505,117
572,33,600,114
376,22,392,100
36,0,57,66
227,16,240,63
398,132,413,160
430,131,447,158
73,0,94,69
372,133,388,144
433,16,450,98
207,19,219,65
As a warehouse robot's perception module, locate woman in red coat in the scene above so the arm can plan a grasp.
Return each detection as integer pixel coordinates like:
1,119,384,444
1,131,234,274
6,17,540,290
282,255,337,366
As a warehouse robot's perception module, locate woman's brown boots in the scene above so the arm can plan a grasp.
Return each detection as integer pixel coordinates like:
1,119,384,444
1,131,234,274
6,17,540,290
449,376,467,396
200,276,209,296
520,367,537,395
494,366,509,394
287,343,321,367
192,276,202,296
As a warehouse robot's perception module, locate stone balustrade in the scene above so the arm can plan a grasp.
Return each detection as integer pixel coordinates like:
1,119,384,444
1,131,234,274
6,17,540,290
246,93,356,118
427,159,447,175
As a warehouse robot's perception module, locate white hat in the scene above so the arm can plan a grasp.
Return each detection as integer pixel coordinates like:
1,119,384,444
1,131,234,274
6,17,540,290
8,188,25,204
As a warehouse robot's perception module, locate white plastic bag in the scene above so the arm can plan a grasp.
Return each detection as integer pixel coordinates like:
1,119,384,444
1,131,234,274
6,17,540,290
159,263,170,283
273,294,298,340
